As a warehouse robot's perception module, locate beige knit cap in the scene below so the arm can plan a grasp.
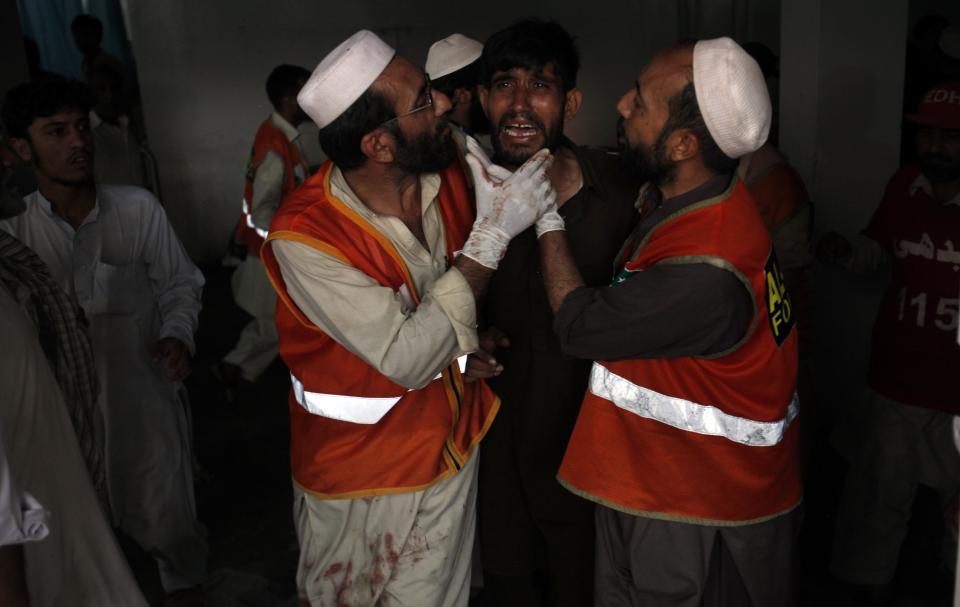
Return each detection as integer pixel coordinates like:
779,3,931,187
426,33,483,80
692,37,771,158
298,30,396,129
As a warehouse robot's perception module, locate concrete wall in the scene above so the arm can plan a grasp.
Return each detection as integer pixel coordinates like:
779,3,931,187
124,0,780,261
780,0,909,419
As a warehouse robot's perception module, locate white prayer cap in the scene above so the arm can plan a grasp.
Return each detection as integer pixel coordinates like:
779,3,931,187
298,30,396,129
426,34,483,80
692,37,771,159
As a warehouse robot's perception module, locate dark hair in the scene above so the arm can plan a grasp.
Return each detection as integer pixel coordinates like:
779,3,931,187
317,87,396,171
659,82,737,175
71,14,103,37
480,20,580,92
1,80,93,139
266,64,311,108
432,60,479,97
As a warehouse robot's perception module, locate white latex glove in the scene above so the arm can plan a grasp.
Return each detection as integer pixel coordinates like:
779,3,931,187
464,136,512,182
463,137,565,239
534,198,565,238
461,138,557,269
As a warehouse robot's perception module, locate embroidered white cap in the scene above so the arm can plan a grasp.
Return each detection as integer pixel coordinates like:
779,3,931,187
692,37,771,159
425,33,483,80
298,30,396,129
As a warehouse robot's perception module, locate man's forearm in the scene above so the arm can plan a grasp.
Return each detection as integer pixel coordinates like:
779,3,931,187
453,255,494,300
539,231,584,314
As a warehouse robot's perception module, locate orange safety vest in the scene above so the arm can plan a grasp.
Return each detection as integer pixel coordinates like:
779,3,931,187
234,117,309,258
261,160,499,499
558,179,802,524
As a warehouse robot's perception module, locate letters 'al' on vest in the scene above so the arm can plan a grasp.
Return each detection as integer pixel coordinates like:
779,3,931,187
558,179,802,525
261,161,499,499
235,119,309,257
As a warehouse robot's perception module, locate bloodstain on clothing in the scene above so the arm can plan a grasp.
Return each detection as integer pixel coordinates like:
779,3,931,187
318,561,353,607
384,533,400,566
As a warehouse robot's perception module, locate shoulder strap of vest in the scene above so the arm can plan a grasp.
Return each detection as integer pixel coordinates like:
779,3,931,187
436,161,475,259
269,162,423,305
624,177,738,268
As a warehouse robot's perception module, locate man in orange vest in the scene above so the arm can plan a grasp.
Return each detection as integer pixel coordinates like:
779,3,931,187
535,38,801,606
259,30,557,607
219,64,311,391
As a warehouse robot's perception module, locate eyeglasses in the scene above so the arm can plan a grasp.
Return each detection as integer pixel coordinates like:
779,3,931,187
378,77,434,129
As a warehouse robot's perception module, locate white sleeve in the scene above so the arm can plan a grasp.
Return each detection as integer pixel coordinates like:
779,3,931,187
0,431,48,547
271,239,477,389
137,192,205,352
249,150,285,231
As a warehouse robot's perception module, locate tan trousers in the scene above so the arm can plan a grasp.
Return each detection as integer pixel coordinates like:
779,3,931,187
224,255,278,381
293,451,478,607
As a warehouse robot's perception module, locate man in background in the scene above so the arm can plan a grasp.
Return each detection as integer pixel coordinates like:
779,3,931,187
218,64,311,393
1,80,207,601
426,33,487,141
88,64,150,189
820,82,960,605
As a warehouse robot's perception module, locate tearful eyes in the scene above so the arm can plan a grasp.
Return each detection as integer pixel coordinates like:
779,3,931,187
495,81,552,91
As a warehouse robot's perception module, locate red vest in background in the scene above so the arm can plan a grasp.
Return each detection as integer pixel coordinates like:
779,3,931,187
863,165,960,412
234,118,309,258
558,180,802,524
261,160,499,499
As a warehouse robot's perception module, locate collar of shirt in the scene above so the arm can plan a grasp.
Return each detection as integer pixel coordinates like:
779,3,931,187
669,172,731,208
34,190,100,234
565,138,604,199
909,172,960,206
555,139,601,226
630,172,733,246
653,173,731,214
270,112,301,143
328,165,442,222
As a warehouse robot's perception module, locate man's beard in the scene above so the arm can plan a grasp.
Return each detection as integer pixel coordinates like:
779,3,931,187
393,118,458,174
918,154,960,184
490,112,563,168
618,126,675,186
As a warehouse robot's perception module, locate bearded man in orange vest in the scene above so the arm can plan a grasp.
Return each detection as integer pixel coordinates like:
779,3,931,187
259,30,558,607
535,38,802,606
219,64,311,391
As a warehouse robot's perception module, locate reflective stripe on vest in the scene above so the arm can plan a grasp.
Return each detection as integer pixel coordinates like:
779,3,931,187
290,355,469,424
589,364,799,447
241,197,269,239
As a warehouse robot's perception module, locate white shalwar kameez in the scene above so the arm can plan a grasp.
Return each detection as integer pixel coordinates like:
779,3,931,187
0,185,208,591
0,280,149,606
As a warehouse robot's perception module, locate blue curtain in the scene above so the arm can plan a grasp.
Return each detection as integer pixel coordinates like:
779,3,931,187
17,0,84,79
17,0,135,81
